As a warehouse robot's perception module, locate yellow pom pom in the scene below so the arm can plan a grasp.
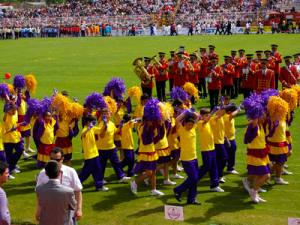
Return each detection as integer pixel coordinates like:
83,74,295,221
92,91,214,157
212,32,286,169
291,85,300,106
267,96,289,121
127,86,142,103
158,102,174,121
279,88,298,111
67,102,84,119
52,93,70,116
104,96,117,115
7,84,15,94
183,82,199,100
25,74,37,93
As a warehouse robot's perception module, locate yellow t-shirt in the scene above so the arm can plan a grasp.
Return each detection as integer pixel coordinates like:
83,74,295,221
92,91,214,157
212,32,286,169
113,107,125,141
177,125,197,161
0,124,4,150
95,121,116,150
267,120,288,155
137,125,158,162
167,118,179,151
121,121,134,150
224,113,235,141
210,115,225,144
134,104,144,119
197,120,214,151
40,118,56,145
3,113,21,144
56,118,71,138
81,126,99,160
155,126,169,150
18,99,26,116
247,125,266,149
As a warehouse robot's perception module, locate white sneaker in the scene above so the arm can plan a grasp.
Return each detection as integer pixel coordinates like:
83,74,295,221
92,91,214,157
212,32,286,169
219,177,226,183
9,175,15,180
284,164,288,169
275,178,289,185
11,168,21,174
159,169,165,176
26,148,36,153
118,176,131,183
257,196,267,203
210,186,225,192
242,178,250,193
130,181,138,194
97,186,109,191
150,189,165,196
144,178,149,186
177,166,183,172
249,189,259,203
282,169,293,175
258,188,267,193
170,174,184,179
228,170,239,175
103,180,108,184
15,165,20,170
23,151,31,159
163,179,176,185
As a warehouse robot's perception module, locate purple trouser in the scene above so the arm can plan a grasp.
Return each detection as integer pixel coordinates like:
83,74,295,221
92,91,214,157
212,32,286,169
4,141,24,172
98,148,125,180
198,150,219,188
174,159,199,203
0,151,6,163
79,156,103,189
120,149,135,177
215,144,228,178
225,139,237,172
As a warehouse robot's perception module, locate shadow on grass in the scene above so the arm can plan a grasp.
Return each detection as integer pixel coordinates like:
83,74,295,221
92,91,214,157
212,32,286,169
11,221,36,225
185,181,254,224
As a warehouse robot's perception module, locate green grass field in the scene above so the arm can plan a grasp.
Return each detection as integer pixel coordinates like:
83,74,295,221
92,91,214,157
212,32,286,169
0,34,300,225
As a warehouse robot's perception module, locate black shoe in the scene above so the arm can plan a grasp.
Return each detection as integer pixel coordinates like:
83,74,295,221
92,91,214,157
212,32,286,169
173,189,182,202
187,200,201,205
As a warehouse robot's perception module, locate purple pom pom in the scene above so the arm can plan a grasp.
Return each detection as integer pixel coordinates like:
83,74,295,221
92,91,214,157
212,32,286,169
85,92,107,110
243,93,265,120
41,97,52,114
261,89,279,108
25,99,42,122
0,83,9,98
143,98,162,121
13,75,26,89
103,78,126,100
170,87,189,101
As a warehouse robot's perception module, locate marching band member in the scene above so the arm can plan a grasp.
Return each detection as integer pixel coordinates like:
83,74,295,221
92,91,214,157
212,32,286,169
173,52,192,87
168,51,177,92
271,44,282,89
240,54,258,98
221,56,235,98
155,52,169,102
264,50,276,71
254,59,275,93
279,56,299,89
142,57,156,97
199,48,208,99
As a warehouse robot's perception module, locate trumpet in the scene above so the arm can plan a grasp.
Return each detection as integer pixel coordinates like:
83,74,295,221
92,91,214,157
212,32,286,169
132,57,152,85
150,55,163,67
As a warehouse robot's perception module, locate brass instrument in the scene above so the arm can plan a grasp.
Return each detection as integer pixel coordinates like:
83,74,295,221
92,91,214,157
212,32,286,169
150,55,163,67
132,57,152,85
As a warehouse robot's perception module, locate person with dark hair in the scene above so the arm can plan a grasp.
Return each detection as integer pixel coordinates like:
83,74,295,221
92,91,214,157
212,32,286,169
3,103,25,179
36,147,83,222
36,111,59,168
36,160,76,225
0,161,10,225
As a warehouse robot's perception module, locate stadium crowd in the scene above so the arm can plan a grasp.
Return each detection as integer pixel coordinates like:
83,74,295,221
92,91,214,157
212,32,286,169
0,0,299,39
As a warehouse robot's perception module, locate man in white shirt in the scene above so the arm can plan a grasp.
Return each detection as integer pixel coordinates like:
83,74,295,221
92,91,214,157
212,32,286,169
0,162,10,225
36,148,82,224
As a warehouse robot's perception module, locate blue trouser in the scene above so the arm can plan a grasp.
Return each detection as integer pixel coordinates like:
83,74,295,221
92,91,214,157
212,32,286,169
215,144,228,178
98,148,125,180
0,151,6,163
79,156,103,189
225,139,237,171
174,159,199,203
4,141,24,172
120,149,135,177
198,150,219,188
